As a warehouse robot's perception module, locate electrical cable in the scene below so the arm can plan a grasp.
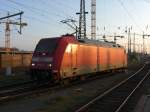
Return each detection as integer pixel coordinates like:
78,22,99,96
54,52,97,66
7,0,64,19
117,0,143,32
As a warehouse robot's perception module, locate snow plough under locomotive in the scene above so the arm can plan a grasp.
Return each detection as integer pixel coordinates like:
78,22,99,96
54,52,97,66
30,34,127,82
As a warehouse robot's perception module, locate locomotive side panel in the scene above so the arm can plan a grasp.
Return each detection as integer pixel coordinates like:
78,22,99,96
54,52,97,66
59,46,71,78
59,44,77,78
115,48,127,69
99,47,109,71
108,48,127,70
59,43,127,80
108,48,117,70
84,45,97,73
118,49,125,68
77,44,97,75
60,43,98,79
115,48,122,69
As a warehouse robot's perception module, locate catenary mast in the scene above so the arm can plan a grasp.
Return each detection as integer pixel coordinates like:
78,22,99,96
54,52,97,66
91,0,96,40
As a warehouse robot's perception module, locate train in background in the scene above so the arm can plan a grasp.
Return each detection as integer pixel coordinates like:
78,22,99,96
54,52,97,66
30,34,127,82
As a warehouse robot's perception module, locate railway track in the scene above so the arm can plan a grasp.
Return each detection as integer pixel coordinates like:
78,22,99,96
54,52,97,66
0,71,125,103
0,81,59,102
75,63,150,112
0,63,144,104
0,80,35,91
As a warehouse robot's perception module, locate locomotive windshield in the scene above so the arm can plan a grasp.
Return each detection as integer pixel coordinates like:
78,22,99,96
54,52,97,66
35,38,59,53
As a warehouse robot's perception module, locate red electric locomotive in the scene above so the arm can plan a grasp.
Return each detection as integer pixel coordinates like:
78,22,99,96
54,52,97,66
30,34,127,82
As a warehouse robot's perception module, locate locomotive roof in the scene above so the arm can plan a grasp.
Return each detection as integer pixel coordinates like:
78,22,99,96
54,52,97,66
61,34,123,48
42,35,124,48
77,38,123,48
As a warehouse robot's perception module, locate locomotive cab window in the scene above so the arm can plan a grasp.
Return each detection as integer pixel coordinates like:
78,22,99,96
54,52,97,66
35,38,59,53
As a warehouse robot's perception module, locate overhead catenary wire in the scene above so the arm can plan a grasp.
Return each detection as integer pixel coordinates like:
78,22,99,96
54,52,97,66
0,5,57,26
1,2,19,12
117,0,143,32
3,0,80,31
24,15,58,25
5,0,79,29
5,1,63,27
6,0,64,19
39,0,72,18
0,8,9,13
0,1,72,35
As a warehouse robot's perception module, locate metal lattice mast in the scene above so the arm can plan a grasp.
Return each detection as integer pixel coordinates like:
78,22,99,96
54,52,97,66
91,0,96,40
5,21,10,52
77,0,88,40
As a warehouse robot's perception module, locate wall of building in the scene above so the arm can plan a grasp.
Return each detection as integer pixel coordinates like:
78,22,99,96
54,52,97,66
0,52,32,69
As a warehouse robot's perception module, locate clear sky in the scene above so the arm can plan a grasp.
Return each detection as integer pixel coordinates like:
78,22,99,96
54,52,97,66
0,0,150,52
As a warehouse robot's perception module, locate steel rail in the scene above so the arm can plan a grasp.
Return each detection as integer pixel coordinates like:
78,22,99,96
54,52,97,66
0,70,125,103
75,63,148,112
0,64,146,104
0,80,35,91
115,70,150,112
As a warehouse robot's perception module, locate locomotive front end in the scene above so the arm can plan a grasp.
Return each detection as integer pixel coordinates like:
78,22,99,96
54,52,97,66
30,38,59,81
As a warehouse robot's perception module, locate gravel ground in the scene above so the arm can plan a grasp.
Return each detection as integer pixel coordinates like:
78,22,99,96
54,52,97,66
0,70,136,112
142,96,150,112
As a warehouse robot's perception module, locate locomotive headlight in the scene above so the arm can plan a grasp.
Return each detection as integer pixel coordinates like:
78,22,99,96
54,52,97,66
49,64,52,68
31,63,35,66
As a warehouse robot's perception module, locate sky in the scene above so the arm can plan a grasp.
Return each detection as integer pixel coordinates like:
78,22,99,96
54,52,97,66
0,0,150,53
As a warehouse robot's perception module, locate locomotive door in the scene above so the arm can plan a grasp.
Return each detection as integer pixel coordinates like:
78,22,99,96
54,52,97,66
71,44,77,75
